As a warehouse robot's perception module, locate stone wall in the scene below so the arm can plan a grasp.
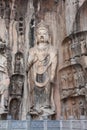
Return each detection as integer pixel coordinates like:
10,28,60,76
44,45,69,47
0,0,87,120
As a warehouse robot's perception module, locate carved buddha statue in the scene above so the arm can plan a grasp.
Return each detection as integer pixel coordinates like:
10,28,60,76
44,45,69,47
27,20,57,119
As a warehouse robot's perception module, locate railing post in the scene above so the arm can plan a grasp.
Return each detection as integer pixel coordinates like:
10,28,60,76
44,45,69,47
60,120,62,130
68,116,74,130
80,115,86,130
7,115,12,130
44,116,48,130
26,115,31,130
60,116,63,130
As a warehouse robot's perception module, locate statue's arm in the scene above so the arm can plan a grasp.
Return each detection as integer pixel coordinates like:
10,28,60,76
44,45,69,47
51,50,58,83
27,49,35,72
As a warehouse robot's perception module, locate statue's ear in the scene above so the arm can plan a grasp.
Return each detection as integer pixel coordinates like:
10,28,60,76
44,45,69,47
34,34,37,45
35,38,37,45
49,35,52,45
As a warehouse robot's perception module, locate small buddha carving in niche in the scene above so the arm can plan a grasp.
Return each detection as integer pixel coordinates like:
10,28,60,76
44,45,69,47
27,20,57,119
14,52,24,74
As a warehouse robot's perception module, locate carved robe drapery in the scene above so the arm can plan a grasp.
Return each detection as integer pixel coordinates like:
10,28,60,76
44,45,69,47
27,44,57,117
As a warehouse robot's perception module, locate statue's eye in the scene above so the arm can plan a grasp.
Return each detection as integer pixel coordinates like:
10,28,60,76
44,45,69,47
38,32,41,35
43,33,46,35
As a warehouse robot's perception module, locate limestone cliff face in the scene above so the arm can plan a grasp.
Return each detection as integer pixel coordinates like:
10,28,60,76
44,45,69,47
0,0,87,120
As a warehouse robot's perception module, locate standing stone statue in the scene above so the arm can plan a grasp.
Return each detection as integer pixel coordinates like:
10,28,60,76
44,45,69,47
0,40,10,115
60,72,68,89
78,68,85,87
67,69,74,89
73,68,79,88
63,44,70,63
80,39,87,55
71,41,81,58
71,100,78,119
63,40,72,63
27,20,57,119
14,52,24,74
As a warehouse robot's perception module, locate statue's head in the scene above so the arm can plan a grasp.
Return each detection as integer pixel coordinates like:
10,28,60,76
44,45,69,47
35,20,50,45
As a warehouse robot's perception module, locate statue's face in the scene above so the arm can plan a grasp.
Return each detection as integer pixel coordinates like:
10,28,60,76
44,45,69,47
36,28,49,44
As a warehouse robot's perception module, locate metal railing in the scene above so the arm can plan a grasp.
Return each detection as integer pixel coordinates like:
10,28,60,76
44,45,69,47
0,116,87,130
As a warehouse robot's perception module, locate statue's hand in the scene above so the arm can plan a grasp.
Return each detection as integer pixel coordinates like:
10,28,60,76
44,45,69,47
0,86,5,94
50,79,55,85
50,75,54,83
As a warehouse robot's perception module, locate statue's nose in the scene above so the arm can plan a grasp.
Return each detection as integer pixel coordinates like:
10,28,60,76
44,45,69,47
40,36,44,38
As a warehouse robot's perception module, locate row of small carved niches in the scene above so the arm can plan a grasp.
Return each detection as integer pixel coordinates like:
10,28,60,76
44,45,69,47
9,74,24,120
59,64,86,100
61,96,87,120
60,31,87,70
9,51,25,119
7,45,25,119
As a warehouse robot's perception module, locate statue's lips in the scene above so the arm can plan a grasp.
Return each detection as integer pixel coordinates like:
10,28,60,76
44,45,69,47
40,36,44,40
40,38,45,42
